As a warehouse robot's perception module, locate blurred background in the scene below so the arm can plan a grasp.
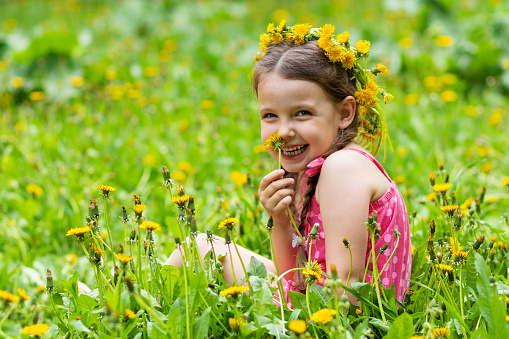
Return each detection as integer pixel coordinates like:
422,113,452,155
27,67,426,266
0,0,508,284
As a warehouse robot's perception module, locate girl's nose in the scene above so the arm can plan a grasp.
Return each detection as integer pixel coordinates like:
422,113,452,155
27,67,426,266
278,122,295,140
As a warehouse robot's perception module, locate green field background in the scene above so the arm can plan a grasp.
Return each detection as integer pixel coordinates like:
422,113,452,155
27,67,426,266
1,0,508,294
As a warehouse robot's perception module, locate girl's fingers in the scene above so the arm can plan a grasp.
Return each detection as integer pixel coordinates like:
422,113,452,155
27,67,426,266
259,169,286,191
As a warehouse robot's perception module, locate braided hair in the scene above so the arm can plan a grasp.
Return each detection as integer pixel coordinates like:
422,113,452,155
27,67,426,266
253,41,362,291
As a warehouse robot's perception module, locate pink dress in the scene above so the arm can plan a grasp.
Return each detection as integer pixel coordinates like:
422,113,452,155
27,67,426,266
279,148,411,307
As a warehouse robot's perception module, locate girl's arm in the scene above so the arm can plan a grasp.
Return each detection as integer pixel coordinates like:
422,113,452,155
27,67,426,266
317,151,373,296
258,169,299,277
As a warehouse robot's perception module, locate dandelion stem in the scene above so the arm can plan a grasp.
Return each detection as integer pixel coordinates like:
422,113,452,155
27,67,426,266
102,197,117,267
232,239,252,292
370,229,386,323
344,246,353,295
277,267,304,281
178,247,192,339
269,233,286,326
198,292,231,335
48,290,68,329
305,283,319,339
379,237,400,275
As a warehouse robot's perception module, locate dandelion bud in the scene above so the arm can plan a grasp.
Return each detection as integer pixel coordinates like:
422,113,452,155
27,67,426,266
480,186,486,204
356,307,363,315
430,220,436,235
451,191,456,205
393,229,401,238
374,227,380,240
177,184,185,196
114,266,119,285
445,173,449,183
206,230,213,242
162,166,171,181
473,235,485,250
366,211,378,231
125,277,135,293
89,199,99,219
437,237,444,246
489,275,496,286
122,206,128,222
130,228,136,241
438,163,444,171
175,237,181,245
453,210,462,229
489,249,496,261
412,211,417,218
265,217,274,231
133,194,141,205
225,232,231,244
489,240,494,249
429,172,435,186
428,246,436,261
475,197,481,214
239,222,244,236
178,209,185,221
428,234,434,248
118,244,124,254
190,218,197,235
330,264,338,280
448,271,454,283
343,236,350,248
246,174,252,186
187,197,195,214
308,223,319,240
379,244,388,255
46,269,54,291
404,289,412,304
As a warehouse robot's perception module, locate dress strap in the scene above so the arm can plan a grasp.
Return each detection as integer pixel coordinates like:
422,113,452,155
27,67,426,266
343,148,391,181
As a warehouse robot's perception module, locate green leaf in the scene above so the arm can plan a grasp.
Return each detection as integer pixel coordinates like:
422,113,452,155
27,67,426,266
466,250,478,295
261,319,290,339
193,307,211,339
247,256,267,279
382,313,414,339
159,264,180,301
470,325,489,339
474,252,509,338
77,294,98,314
370,318,390,332
69,319,93,334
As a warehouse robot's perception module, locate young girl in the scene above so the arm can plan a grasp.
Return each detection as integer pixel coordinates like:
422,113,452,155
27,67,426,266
165,22,411,303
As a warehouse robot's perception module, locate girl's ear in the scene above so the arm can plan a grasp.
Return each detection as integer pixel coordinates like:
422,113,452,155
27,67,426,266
337,96,357,129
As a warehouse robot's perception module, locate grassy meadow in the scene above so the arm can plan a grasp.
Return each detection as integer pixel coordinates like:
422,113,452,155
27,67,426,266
1,0,509,337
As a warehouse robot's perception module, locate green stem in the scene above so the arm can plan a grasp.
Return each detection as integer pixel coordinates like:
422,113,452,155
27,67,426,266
269,233,286,326
232,240,252,292
134,294,168,332
179,248,192,339
227,244,238,285
48,291,68,329
344,246,353,295
198,292,231,335
306,284,319,338
370,230,386,323
102,197,117,267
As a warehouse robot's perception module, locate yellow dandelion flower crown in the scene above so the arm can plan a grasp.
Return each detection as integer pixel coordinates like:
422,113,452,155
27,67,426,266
255,20,394,158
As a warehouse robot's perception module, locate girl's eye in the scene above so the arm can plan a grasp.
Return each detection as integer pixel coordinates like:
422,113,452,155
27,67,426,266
297,110,311,116
263,113,277,118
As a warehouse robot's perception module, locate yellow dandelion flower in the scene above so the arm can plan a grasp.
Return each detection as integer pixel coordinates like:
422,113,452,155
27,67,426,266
292,23,312,35
288,319,307,334
99,184,116,197
272,32,283,44
502,177,509,187
383,93,394,104
200,100,214,109
455,250,468,259
433,183,452,193
404,93,420,105
409,336,424,339
260,33,272,47
17,288,30,301
277,19,286,32
436,36,454,47
125,309,136,319
253,144,266,153
441,205,459,216
399,37,413,48
359,106,368,115
320,23,335,37
355,88,379,108
336,31,350,44
488,109,503,126
411,244,416,255
376,63,388,75
302,260,323,283
29,91,45,101
11,76,24,88
264,133,285,151
171,195,191,207
356,40,370,54
340,51,357,69
230,171,247,187
27,184,43,197
66,226,91,237
0,290,20,303
427,193,436,201
218,217,239,230
220,285,249,297
506,315,509,323
21,324,50,336
317,36,333,50
133,204,146,214
440,74,457,85
365,79,379,94
116,253,133,264
432,327,450,338
36,286,46,293
325,45,344,63
311,308,337,325
70,76,84,87
498,241,507,250
440,90,457,102
267,22,275,33
229,317,246,328
139,221,161,232
438,264,453,274
293,33,305,45
460,198,472,209
177,161,193,174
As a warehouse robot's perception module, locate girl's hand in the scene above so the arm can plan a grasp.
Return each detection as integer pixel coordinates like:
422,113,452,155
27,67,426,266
258,169,295,223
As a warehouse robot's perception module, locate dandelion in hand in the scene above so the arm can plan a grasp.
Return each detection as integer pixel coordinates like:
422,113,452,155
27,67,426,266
264,133,285,152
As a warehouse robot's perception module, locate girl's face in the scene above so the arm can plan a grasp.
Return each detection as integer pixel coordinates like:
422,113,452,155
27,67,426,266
258,73,343,173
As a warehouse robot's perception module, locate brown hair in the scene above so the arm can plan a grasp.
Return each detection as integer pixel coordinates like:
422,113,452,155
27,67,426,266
253,41,362,290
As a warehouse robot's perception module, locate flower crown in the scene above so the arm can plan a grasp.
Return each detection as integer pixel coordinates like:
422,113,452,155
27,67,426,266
255,20,394,158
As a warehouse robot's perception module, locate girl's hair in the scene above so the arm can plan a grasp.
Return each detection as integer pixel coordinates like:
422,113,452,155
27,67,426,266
253,41,362,291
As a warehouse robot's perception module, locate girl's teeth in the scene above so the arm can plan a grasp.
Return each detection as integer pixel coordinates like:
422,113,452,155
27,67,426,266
282,145,306,156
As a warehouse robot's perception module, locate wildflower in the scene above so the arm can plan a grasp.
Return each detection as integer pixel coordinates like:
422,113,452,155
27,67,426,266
265,216,274,231
288,319,307,334
441,205,459,217
125,309,136,319
177,161,193,174
473,236,484,250
343,236,350,248
264,133,285,151
218,217,239,231
220,285,249,297
133,204,146,218
139,221,161,232
432,326,450,338
311,308,337,325
292,23,312,35
17,288,30,301
355,307,363,315
36,286,45,293
502,177,509,187
325,45,344,63
375,63,388,75
29,91,45,101
230,171,247,187
438,264,453,274
171,195,191,209
70,76,84,87
161,166,174,187
89,199,99,220
498,241,507,250
302,260,323,283
383,93,394,104
320,23,335,37
336,31,350,44
98,184,116,197
229,317,246,329
116,253,133,265
427,192,436,201
66,226,91,237
46,269,54,291
340,51,357,69
436,36,454,47
21,324,50,336
11,76,24,88
440,90,457,102
27,184,43,197
356,40,370,54
433,183,452,193
0,290,20,303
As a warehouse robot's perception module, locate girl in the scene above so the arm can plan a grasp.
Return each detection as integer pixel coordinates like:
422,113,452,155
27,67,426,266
165,22,411,303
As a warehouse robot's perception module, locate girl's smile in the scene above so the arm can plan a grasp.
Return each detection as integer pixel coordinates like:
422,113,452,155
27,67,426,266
258,73,345,172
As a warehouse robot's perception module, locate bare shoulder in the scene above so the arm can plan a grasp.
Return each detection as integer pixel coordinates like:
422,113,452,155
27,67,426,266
320,148,372,177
